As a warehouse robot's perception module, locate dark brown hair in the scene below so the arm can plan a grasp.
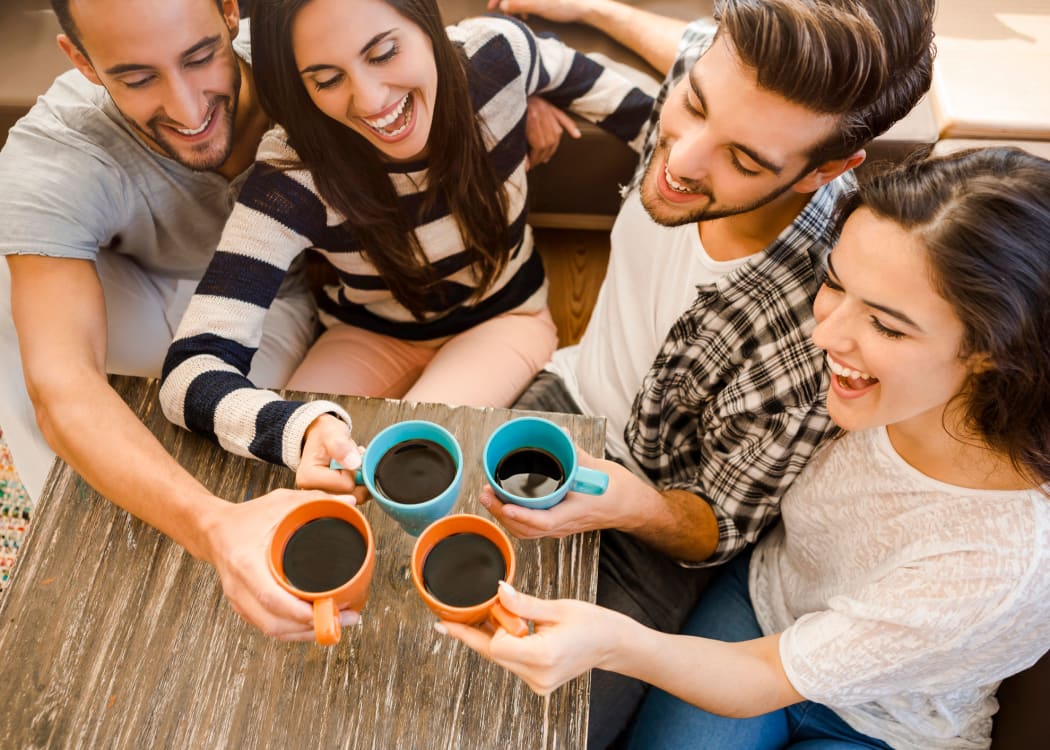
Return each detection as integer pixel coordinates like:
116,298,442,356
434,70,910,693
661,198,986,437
250,0,510,319
51,0,227,58
839,147,1050,487
716,0,936,166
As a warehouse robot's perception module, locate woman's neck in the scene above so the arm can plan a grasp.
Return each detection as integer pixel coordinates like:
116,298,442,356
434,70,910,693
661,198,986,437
886,407,1031,491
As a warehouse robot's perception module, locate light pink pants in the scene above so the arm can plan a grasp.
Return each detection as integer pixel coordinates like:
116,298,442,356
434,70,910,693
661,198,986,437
286,308,558,408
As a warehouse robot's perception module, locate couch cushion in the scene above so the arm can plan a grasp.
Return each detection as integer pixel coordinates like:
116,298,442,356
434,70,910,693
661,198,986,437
931,0,1050,139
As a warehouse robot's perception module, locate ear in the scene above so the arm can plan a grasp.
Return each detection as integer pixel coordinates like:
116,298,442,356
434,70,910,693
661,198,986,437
793,149,867,194
222,0,242,39
57,33,102,87
966,351,996,375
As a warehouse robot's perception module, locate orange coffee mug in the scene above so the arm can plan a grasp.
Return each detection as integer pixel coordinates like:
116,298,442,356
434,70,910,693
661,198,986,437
411,514,528,637
268,498,376,645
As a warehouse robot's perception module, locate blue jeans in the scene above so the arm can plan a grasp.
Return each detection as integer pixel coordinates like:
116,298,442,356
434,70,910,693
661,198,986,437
624,550,892,750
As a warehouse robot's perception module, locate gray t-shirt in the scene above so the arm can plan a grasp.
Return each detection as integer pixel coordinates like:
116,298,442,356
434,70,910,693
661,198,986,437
0,24,254,281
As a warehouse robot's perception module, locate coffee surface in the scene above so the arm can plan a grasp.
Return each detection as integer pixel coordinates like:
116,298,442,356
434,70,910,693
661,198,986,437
374,438,456,504
495,447,565,498
422,533,506,607
282,517,366,593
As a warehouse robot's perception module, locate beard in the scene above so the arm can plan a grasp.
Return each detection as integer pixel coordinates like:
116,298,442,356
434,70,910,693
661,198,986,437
638,134,801,227
132,60,242,172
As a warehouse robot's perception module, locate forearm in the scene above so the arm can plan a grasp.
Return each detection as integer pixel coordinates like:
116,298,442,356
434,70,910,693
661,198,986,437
575,0,687,75
30,366,224,561
604,616,801,717
619,486,719,562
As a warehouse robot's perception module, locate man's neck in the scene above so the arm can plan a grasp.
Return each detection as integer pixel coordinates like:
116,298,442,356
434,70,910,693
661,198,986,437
217,57,269,180
699,189,815,262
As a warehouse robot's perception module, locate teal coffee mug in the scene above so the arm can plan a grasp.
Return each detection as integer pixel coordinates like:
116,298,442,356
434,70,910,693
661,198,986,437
334,420,463,536
483,417,608,510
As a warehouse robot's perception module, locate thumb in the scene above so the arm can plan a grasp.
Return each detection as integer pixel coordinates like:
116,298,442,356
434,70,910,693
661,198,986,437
497,580,560,623
327,439,362,471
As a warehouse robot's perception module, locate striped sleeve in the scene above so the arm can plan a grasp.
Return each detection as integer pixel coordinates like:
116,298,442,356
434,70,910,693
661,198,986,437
457,16,654,152
160,131,351,469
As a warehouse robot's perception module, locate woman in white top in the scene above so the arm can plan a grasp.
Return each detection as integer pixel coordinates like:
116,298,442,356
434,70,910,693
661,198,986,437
441,147,1050,750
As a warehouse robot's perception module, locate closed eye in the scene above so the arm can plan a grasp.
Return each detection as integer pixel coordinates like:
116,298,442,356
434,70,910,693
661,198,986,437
123,75,157,89
870,316,905,339
369,41,399,65
186,52,216,68
729,151,760,177
313,72,345,91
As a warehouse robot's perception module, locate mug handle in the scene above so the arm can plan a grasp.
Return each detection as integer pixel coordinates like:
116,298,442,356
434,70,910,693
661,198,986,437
570,467,609,495
328,458,365,485
314,597,341,645
488,602,529,638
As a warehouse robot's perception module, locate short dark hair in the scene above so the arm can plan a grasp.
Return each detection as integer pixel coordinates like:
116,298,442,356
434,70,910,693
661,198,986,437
50,0,227,58
716,0,936,165
839,147,1050,487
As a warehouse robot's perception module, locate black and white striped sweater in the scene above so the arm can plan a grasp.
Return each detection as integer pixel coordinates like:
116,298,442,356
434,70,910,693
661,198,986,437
161,15,653,469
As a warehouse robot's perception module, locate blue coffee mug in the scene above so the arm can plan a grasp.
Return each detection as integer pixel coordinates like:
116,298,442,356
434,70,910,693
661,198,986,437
333,420,462,536
483,417,608,510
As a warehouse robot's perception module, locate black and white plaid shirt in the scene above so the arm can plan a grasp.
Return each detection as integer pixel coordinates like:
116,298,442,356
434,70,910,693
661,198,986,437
624,20,854,566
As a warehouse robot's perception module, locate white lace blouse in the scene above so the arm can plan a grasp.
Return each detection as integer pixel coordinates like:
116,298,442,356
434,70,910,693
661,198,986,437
750,427,1050,750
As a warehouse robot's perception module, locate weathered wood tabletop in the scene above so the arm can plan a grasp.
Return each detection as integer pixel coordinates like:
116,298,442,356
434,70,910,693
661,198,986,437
0,375,605,749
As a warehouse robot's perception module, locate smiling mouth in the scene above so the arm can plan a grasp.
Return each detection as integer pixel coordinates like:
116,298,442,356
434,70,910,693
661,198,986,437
664,163,697,194
361,93,414,138
827,355,879,391
174,110,214,136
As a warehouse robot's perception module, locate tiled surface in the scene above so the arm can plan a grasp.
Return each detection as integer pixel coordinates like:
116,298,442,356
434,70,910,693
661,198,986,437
0,429,31,594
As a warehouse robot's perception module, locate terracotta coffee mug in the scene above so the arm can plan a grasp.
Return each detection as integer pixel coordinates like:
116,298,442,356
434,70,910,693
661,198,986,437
268,498,376,645
410,514,527,637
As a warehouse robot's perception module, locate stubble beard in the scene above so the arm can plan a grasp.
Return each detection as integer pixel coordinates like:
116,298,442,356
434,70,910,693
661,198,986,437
138,60,242,172
638,135,801,227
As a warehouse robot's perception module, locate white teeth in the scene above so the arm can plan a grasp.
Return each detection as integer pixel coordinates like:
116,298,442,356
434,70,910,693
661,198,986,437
664,164,692,193
175,110,212,136
827,356,874,381
363,94,409,131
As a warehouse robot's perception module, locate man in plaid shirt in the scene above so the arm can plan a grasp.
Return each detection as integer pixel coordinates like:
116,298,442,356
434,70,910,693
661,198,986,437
483,1,936,745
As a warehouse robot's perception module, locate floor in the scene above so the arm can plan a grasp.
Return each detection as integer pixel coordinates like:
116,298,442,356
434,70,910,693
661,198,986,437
0,227,611,595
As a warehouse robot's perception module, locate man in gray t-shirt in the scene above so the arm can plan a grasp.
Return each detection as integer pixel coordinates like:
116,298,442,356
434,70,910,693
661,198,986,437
0,0,338,640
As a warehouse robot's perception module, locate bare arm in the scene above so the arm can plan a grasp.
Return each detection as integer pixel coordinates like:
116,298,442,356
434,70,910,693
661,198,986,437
490,0,688,75
9,254,220,550
444,586,804,715
6,254,345,639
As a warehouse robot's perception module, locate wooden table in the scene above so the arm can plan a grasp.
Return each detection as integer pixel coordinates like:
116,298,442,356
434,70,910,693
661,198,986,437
0,375,604,748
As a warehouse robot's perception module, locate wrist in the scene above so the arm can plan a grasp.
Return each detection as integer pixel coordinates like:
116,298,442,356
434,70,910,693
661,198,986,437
613,475,665,534
187,492,233,563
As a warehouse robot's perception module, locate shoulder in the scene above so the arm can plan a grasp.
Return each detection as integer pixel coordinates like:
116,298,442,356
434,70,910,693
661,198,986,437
667,19,718,85
2,70,126,169
0,71,135,252
448,14,538,69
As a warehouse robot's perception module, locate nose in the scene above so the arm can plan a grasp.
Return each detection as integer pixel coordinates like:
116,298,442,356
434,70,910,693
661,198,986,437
666,124,714,183
349,74,390,118
163,75,208,129
811,287,855,354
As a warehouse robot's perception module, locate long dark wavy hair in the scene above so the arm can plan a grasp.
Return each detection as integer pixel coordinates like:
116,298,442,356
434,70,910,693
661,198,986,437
251,0,510,319
838,147,1050,487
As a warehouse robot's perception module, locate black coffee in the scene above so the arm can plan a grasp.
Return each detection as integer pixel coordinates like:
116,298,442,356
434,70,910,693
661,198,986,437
374,438,456,505
282,517,366,593
422,533,506,607
495,447,565,498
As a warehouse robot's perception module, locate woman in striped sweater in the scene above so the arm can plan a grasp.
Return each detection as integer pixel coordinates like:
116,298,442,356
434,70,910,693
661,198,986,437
160,0,652,490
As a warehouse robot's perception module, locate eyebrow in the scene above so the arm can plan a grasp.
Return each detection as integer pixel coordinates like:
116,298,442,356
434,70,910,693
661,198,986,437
687,68,784,176
299,29,395,74
826,255,924,331
104,35,222,76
